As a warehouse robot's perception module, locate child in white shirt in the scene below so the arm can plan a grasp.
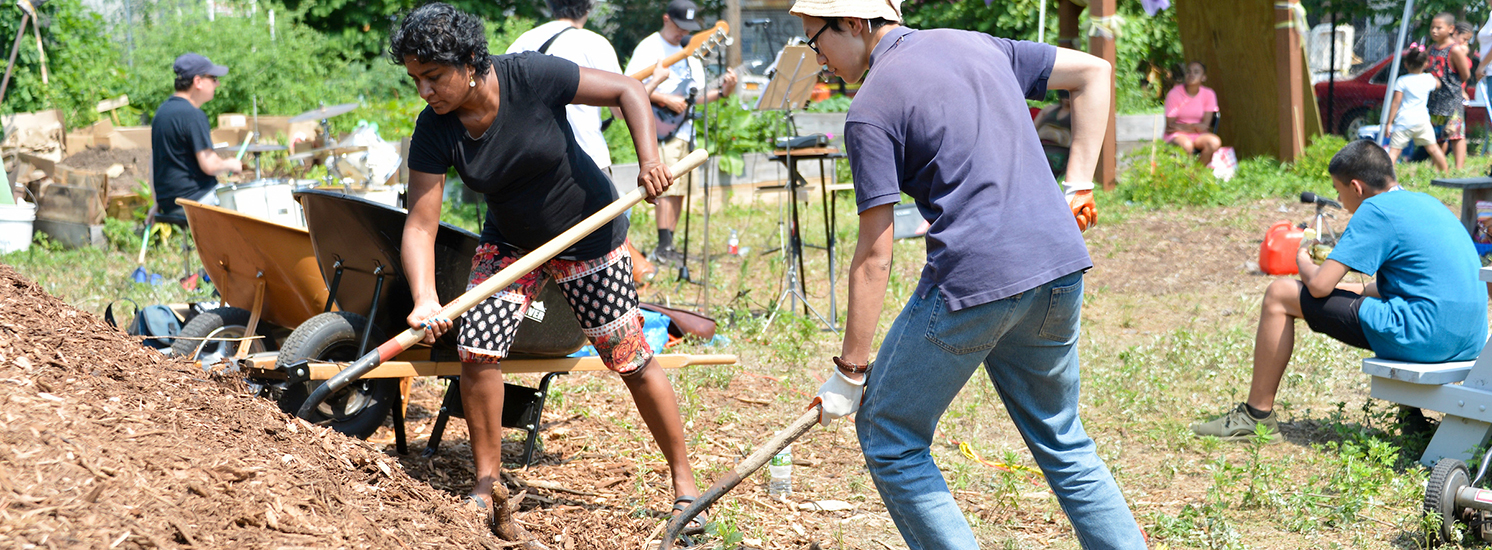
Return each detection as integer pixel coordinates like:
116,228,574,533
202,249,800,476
1384,47,1449,171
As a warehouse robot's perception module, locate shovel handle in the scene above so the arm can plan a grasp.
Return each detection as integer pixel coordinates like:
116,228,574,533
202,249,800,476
297,149,710,421
658,404,822,549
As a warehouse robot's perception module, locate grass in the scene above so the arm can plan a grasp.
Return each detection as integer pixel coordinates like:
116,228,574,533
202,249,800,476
5,144,1484,549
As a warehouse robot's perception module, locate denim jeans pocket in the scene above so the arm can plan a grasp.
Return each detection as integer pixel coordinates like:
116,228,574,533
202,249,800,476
1038,276,1082,342
925,291,1007,355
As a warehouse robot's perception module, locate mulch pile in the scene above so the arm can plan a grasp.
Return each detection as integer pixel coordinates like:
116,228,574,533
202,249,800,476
59,146,152,196
0,263,507,549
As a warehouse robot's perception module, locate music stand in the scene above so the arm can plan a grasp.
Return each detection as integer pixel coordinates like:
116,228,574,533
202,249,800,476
755,44,834,333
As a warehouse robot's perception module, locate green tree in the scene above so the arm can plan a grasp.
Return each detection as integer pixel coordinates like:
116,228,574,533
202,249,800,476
277,0,542,61
900,0,1181,113
0,0,128,126
125,7,344,123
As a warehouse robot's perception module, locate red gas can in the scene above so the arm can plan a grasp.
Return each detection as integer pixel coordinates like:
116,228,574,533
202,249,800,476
1259,220,1304,275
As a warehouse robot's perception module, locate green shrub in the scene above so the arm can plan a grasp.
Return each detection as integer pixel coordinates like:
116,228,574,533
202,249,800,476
806,95,852,113
0,0,128,126
126,8,343,125
1118,138,1341,208
1290,134,1348,181
1116,144,1219,206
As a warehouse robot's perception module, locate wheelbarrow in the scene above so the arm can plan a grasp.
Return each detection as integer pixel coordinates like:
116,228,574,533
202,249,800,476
175,199,330,366
234,189,736,461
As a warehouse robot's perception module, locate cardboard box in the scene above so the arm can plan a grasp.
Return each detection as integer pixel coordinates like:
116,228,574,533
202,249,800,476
111,126,151,150
210,127,250,149
219,113,317,145
2,109,65,159
35,182,106,225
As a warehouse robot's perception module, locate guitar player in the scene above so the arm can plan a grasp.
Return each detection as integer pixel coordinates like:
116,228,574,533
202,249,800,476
624,0,737,266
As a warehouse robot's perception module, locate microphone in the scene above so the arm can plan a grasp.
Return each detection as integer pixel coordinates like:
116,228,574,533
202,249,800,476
1300,191,1341,209
744,18,771,26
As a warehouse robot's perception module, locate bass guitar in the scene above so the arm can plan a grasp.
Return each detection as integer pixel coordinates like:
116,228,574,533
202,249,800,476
629,20,730,140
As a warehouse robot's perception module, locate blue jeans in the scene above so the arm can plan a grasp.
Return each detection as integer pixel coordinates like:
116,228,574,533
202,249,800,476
857,271,1145,550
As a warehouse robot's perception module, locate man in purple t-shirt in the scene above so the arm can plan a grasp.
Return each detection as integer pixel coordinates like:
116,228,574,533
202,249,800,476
793,0,1143,547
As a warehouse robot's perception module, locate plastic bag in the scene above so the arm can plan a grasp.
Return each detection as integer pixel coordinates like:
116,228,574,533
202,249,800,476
1208,146,1237,182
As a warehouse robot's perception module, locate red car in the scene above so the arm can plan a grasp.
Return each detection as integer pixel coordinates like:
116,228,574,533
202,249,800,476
1315,51,1488,138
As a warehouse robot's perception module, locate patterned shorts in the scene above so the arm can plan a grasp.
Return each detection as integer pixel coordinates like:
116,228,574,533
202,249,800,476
458,243,653,375
1433,111,1466,141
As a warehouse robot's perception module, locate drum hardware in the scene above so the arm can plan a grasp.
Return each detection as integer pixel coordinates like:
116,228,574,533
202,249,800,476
287,102,362,188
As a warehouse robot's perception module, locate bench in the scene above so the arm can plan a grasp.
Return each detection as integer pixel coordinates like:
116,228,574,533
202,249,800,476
1361,266,1492,467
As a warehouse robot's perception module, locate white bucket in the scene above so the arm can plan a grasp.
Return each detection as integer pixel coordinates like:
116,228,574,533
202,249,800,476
0,201,36,254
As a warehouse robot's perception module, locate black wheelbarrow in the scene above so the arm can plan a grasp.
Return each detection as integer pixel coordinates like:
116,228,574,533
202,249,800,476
237,189,735,463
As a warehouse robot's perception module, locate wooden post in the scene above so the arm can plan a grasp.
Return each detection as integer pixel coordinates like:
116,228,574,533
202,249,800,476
725,0,741,68
1275,0,1304,161
1057,0,1080,50
1088,0,1118,190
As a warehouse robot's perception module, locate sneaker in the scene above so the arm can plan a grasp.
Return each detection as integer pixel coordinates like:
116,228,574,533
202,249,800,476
1191,403,1280,442
650,245,683,266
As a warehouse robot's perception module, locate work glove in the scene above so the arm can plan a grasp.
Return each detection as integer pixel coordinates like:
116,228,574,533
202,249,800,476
812,370,865,427
1063,180,1096,232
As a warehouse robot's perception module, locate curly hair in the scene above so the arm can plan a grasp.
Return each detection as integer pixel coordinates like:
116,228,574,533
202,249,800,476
388,2,492,77
546,0,593,21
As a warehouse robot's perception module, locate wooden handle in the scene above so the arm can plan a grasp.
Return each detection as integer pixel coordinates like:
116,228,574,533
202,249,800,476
385,149,711,353
659,405,821,549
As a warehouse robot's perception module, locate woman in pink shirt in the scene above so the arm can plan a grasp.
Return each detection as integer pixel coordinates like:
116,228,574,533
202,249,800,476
1165,61,1222,163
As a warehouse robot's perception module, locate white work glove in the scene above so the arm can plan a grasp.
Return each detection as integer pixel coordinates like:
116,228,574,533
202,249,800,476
813,370,865,427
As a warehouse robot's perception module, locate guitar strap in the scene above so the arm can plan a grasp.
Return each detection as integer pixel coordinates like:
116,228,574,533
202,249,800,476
539,27,616,132
538,26,573,54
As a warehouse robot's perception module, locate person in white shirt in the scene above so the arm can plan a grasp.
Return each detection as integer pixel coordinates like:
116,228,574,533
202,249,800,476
507,0,671,282
624,0,737,265
1384,47,1449,172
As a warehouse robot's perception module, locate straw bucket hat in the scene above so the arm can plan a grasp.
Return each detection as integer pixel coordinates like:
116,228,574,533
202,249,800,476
789,0,903,23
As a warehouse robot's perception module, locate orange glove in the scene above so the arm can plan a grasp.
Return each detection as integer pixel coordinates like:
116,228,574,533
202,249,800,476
1069,189,1096,232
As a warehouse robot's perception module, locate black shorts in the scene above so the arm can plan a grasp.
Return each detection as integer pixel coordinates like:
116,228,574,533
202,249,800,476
1299,287,1372,350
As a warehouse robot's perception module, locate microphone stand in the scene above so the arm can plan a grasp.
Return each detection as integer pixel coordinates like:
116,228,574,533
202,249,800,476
676,87,699,285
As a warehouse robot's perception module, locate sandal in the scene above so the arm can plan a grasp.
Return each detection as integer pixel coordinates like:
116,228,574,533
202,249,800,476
671,495,708,536
466,494,495,531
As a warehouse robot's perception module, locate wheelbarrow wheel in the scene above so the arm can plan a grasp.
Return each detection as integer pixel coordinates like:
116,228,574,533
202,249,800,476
1426,458,1472,546
170,306,274,364
275,312,398,439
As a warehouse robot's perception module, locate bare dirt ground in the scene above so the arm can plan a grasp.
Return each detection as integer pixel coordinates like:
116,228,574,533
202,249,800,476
0,192,1451,550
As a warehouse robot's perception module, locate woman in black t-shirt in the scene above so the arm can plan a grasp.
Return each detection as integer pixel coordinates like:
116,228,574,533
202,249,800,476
390,3,700,539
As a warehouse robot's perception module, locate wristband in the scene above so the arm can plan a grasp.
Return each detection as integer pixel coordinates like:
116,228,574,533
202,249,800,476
833,356,872,374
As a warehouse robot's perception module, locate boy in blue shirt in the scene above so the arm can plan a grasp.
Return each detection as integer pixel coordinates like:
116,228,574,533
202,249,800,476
1194,139,1487,440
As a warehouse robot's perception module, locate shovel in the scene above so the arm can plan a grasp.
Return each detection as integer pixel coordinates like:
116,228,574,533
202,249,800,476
658,404,822,550
296,149,709,420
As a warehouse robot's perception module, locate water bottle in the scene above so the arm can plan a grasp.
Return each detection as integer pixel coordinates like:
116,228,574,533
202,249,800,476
767,445,792,496
728,229,740,256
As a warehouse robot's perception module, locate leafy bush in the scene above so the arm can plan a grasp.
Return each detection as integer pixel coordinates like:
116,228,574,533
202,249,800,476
806,95,852,113
1115,144,1219,206
1289,134,1347,181
126,8,344,125
1118,137,1340,208
0,0,128,126
902,0,1181,115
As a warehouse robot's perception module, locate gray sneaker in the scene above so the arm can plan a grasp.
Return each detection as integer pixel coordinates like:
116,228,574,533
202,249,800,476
1191,403,1280,442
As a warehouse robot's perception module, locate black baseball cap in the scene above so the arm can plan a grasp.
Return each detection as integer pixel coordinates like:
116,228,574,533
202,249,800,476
172,53,228,79
666,0,702,31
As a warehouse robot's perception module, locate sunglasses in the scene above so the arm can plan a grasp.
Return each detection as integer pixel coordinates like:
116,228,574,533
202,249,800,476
806,23,829,56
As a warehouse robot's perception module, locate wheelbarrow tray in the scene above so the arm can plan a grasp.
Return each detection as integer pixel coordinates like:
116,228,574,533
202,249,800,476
294,189,588,357
179,199,328,330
